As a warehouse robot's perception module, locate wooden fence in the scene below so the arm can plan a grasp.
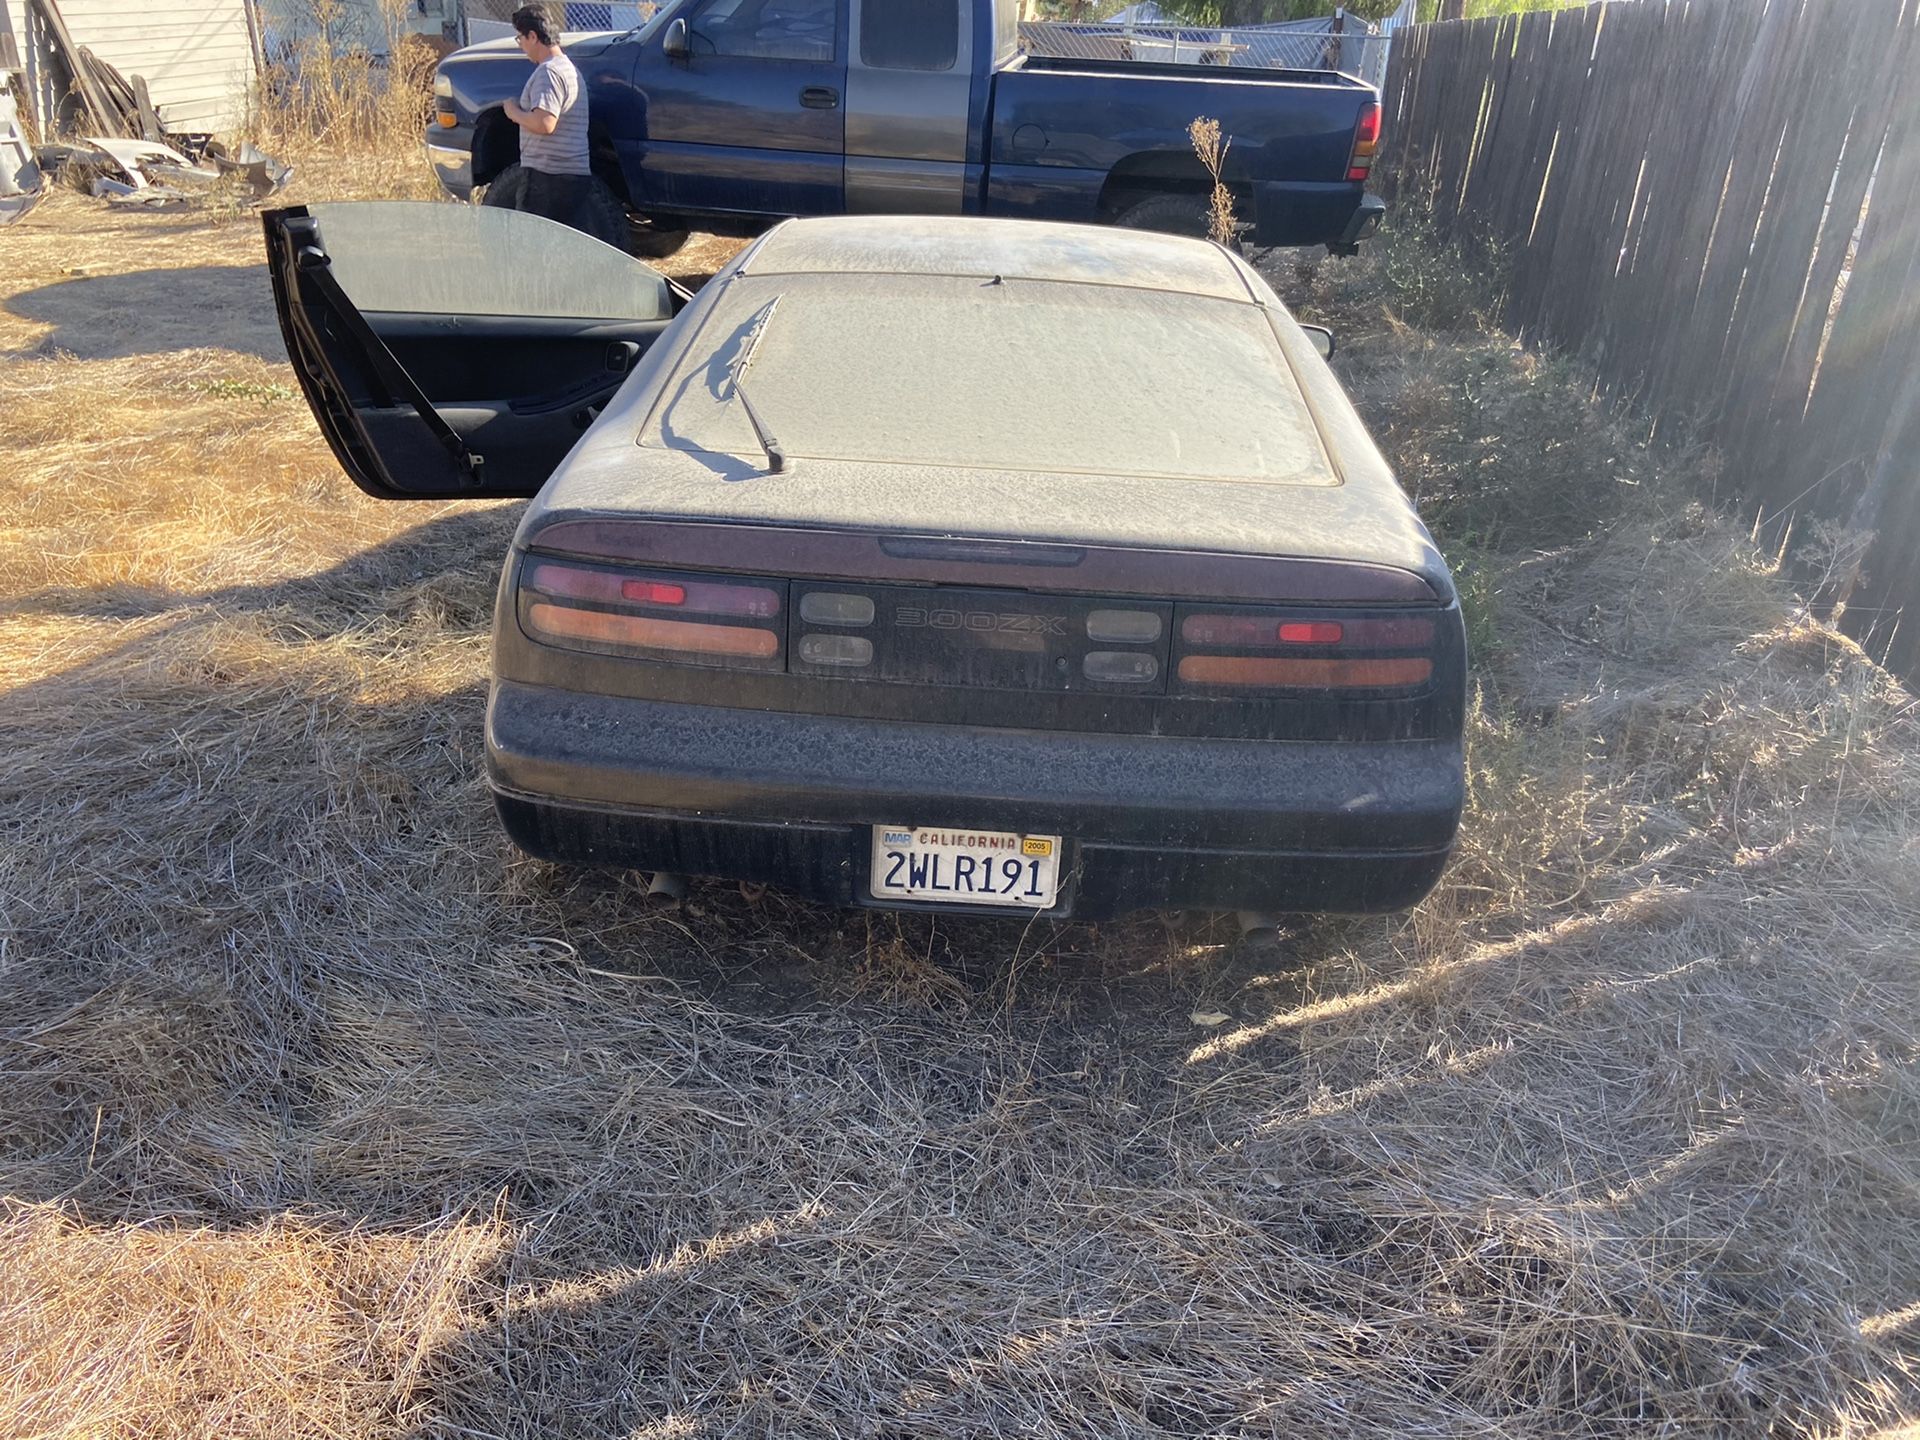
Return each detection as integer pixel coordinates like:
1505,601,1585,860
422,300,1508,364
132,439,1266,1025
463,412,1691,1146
1380,0,1920,678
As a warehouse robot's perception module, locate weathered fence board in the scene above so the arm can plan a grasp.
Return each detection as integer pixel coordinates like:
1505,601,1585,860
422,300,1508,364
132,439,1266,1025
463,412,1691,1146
1382,0,1920,678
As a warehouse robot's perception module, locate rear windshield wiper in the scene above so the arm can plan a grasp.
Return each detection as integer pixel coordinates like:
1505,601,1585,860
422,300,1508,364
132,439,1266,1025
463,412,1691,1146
729,296,786,475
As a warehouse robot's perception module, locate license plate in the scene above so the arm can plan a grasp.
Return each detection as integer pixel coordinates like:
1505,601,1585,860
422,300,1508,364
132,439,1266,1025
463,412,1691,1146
869,825,1062,909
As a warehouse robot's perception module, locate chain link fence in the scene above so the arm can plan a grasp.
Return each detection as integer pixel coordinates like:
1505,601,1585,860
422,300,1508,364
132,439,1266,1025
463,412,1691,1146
1020,17,1390,86
460,0,662,42
452,1,1391,88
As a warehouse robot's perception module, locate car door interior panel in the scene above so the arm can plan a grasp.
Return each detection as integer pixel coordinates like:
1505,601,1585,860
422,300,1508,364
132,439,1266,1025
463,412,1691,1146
264,203,675,500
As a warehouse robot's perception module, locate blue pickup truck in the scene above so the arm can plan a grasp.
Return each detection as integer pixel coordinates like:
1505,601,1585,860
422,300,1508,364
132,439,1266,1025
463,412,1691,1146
426,0,1385,258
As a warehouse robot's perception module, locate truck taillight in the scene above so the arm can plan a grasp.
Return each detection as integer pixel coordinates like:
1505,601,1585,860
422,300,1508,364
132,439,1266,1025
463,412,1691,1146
519,559,786,669
1347,101,1381,183
1174,606,1435,693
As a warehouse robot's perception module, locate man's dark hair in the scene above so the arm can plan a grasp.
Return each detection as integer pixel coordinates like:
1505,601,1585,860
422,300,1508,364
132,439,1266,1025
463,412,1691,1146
511,2,559,45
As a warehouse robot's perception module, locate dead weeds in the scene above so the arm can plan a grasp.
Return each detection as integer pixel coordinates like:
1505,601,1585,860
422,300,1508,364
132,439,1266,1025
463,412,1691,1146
0,162,1915,1439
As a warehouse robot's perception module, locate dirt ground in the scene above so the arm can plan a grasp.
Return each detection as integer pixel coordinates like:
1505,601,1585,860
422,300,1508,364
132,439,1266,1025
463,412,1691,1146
2,172,1918,1439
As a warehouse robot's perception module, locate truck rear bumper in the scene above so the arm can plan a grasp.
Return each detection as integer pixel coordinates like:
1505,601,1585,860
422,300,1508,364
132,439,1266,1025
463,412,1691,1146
1253,179,1377,249
485,681,1463,919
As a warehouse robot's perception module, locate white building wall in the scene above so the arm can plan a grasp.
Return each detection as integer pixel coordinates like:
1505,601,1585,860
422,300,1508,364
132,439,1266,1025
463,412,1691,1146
2,0,257,137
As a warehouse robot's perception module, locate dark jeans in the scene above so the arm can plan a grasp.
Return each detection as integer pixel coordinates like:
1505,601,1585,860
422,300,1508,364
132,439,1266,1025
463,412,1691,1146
482,164,626,250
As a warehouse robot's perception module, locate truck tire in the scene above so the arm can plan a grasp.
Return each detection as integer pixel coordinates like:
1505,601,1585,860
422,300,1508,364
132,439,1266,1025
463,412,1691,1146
480,162,687,259
627,215,691,259
1114,192,1212,238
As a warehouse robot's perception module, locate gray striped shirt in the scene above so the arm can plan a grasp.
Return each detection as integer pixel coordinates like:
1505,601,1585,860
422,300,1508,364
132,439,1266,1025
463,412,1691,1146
519,53,590,177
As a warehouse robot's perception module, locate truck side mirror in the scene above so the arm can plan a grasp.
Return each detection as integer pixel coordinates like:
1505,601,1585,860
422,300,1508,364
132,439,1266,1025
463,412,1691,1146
1300,324,1335,361
662,17,690,59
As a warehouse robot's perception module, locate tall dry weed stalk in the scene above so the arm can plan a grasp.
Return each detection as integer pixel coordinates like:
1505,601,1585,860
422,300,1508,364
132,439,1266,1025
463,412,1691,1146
1187,116,1237,245
254,0,437,165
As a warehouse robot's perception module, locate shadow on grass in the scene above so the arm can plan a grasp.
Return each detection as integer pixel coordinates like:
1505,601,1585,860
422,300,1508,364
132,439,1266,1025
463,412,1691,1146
5,263,288,363
4,506,525,634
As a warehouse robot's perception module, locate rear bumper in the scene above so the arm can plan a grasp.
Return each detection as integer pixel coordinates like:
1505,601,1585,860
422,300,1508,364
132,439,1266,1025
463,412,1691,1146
485,681,1463,919
1252,179,1379,249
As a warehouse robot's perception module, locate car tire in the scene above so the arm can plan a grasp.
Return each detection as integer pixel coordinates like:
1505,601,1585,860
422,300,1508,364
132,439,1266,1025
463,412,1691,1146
1115,192,1213,238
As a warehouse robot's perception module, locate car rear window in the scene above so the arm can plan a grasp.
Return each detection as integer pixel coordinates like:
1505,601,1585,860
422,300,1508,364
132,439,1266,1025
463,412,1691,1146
643,273,1336,485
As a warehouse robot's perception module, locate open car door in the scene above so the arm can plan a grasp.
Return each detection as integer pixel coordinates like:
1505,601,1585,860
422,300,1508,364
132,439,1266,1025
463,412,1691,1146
264,203,681,500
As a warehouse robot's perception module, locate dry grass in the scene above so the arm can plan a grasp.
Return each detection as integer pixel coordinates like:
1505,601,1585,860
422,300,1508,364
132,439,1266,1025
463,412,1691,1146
247,0,449,203
1,146,1917,1439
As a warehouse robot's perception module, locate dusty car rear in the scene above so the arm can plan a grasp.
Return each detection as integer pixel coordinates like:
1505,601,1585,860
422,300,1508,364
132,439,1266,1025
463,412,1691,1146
265,207,1464,919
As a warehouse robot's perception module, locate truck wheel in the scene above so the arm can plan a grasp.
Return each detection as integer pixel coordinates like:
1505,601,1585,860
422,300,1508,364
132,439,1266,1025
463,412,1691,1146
481,163,683,259
1114,192,1212,238
475,161,530,211
627,215,691,259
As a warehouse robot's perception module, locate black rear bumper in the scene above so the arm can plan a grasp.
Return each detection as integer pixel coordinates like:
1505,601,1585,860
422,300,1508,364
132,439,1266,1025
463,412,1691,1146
497,791,1452,920
485,681,1461,920
1252,180,1383,250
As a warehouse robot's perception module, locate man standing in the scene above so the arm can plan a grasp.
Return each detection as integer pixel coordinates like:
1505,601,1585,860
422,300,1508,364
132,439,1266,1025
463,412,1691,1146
488,2,622,244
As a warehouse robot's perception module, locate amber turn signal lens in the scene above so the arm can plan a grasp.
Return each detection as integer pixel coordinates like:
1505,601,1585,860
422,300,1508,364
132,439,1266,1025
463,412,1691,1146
528,603,779,659
1177,655,1432,688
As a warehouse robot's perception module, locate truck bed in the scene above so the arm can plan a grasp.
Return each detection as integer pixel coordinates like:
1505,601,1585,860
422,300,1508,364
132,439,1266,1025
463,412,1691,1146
1014,53,1369,88
985,56,1376,248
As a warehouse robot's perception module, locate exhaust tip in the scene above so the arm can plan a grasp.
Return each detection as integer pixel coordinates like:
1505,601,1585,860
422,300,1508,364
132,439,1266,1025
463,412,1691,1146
1235,910,1284,942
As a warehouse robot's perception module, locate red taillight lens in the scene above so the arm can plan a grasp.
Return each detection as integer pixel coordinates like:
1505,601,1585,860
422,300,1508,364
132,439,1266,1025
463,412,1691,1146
1181,615,1433,649
1348,101,1381,183
528,563,778,618
623,579,686,606
1175,606,1436,692
520,559,784,668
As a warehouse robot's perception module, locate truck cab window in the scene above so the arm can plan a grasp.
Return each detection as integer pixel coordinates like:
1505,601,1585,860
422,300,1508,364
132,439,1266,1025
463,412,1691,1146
694,0,837,62
860,0,959,71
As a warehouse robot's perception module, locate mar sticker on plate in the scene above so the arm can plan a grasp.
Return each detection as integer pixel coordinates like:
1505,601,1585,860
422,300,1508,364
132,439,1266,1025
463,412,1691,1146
870,826,1062,909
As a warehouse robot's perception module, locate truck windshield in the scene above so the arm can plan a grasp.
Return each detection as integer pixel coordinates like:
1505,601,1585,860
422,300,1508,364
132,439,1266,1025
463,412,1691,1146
645,272,1336,486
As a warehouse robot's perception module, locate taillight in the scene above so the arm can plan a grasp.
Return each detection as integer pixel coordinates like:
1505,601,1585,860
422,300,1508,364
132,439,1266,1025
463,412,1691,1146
1178,655,1431,688
1347,101,1381,183
1180,614,1434,649
1174,605,1435,693
520,559,785,669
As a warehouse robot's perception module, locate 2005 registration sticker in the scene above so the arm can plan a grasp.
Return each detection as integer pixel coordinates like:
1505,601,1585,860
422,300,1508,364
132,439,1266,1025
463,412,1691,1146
869,826,1062,909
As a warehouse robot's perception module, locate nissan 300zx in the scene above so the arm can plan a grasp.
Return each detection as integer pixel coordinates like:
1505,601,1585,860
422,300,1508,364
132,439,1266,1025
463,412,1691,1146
264,204,1465,920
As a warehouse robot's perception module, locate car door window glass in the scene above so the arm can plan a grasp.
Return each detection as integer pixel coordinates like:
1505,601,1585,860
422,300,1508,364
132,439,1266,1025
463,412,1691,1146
308,202,671,322
695,0,836,61
861,0,958,71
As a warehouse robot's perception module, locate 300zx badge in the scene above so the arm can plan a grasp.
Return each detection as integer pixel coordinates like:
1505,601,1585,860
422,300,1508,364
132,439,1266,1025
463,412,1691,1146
894,607,1068,636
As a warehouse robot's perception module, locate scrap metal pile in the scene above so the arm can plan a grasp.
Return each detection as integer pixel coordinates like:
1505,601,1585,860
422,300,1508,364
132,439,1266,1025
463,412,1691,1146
40,135,292,210
0,0,290,226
